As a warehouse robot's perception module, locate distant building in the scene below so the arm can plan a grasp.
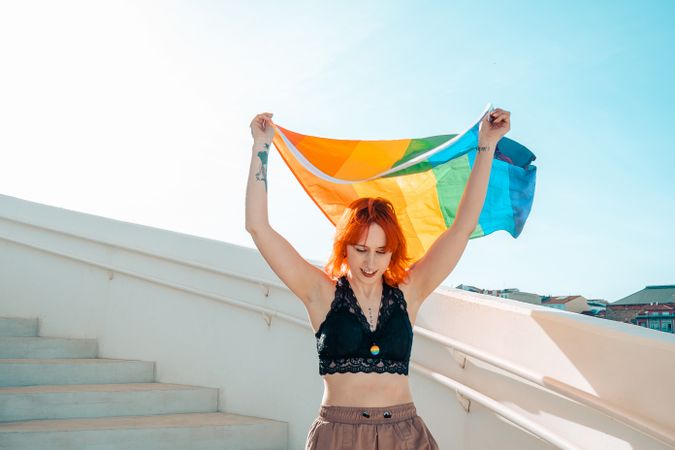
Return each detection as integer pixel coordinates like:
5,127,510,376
541,295,591,314
495,289,542,305
581,299,608,318
455,282,675,334
455,285,543,306
585,299,608,314
633,304,674,333
455,284,482,293
455,284,606,314
606,285,675,334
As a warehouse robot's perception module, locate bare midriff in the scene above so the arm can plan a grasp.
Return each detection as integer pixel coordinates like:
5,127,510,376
321,371,413,407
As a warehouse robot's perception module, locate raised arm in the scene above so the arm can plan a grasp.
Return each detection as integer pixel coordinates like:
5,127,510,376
405,109,512,304
245,113,329,306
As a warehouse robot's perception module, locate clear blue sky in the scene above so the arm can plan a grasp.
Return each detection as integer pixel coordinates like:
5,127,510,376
1,1,673,302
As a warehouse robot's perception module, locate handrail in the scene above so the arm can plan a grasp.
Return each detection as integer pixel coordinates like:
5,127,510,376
0,214,290,291
413,327,674,448
1,218,672,448
410,361,583,450
0,234,307,330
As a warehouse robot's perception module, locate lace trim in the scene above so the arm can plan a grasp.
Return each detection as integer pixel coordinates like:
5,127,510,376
319,356,409,375
337,276,408,334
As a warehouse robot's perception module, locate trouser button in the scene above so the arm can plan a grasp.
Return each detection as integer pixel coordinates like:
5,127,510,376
361,411,370,418
383,411,392,418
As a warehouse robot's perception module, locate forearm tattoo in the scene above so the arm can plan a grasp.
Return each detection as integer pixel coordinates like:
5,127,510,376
477,145,492,152
255,143,270,192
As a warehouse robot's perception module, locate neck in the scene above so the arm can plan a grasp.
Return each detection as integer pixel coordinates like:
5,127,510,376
346,272,383,299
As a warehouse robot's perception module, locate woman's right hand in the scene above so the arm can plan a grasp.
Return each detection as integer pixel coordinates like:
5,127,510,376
250,112,275,144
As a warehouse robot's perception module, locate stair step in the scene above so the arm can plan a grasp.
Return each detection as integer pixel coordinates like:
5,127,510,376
0,336,98,358
0,317,38,337
0,412,287,450
0,358,155,387
0,383,218,422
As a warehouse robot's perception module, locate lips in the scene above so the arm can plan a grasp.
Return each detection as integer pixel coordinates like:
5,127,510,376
361,268,377,278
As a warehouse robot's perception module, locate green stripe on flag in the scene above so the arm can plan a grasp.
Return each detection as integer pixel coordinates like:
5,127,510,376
433,154,472,228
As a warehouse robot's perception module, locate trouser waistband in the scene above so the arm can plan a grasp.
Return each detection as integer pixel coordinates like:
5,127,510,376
319,402,417,424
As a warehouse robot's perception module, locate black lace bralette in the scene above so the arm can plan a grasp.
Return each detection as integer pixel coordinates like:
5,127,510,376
314,275,413,375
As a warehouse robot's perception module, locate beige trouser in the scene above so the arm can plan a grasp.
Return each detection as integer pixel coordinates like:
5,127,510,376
305,402,439,450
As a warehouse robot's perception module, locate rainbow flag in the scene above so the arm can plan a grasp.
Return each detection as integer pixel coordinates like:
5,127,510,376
271,104,536,262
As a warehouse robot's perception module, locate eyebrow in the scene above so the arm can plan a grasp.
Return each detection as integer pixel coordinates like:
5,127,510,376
354,244,386,249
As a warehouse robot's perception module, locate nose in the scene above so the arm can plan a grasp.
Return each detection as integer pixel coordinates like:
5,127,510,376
366,252,376,266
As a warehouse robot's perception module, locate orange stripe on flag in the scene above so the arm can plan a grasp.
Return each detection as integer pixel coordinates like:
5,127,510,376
334,139,411,181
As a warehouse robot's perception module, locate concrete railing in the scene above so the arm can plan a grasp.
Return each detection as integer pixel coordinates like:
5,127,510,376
1,193,673,450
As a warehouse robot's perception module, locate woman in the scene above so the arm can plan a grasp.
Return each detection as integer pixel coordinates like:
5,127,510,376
246,109,511,449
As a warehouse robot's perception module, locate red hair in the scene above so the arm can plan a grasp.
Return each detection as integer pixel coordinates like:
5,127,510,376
324,197,412,286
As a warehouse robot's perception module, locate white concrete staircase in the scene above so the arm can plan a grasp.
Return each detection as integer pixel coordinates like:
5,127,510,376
0,316,287,450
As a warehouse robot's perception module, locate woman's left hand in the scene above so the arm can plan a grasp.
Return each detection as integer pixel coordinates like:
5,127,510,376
479,108,511,145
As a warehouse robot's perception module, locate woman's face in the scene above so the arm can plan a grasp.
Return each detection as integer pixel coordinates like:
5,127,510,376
345,223,393,284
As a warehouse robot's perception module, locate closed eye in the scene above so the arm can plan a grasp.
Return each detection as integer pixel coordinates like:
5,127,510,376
355,248,386,254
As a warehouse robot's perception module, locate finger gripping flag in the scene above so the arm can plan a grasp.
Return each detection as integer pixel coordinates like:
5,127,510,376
271,104,537,262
